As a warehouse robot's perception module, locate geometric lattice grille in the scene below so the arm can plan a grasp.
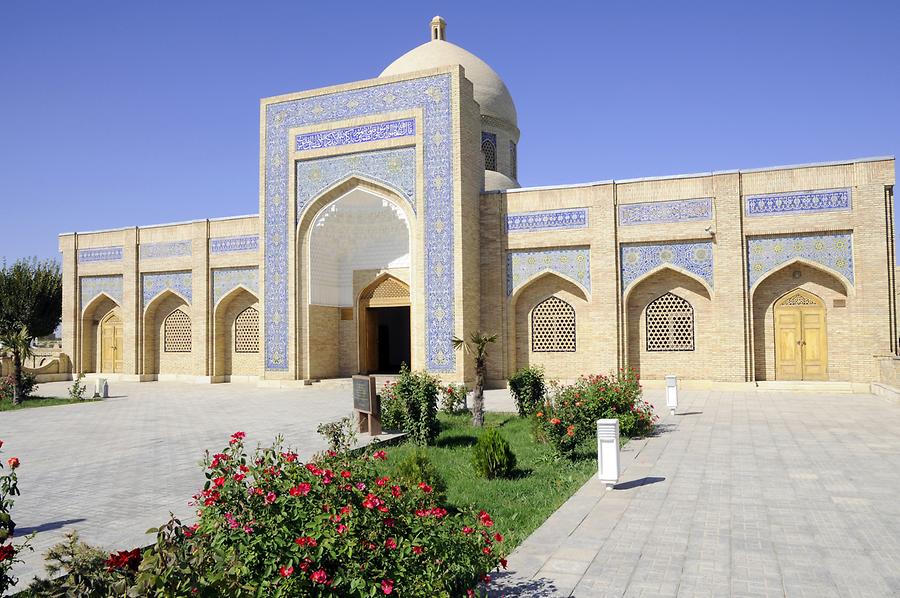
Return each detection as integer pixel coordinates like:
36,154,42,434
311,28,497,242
646,293,694,351
234,307,259,353
482,139,497,171
163,309,192,353
364,277,409,302
782,292,817,306
532,296,576,352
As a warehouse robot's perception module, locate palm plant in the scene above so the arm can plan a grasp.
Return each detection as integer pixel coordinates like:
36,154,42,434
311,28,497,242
0,327,32,405
452,331,497,427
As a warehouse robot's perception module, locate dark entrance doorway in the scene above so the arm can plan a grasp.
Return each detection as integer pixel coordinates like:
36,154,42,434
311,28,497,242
366,306,410,373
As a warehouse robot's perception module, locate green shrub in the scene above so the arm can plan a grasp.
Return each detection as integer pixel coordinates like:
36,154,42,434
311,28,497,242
439,383,468,414
378,364,440,446
316,415,358,454
508,366,545,417
68,374,86,402
26,530,135,597
471,428,517,479
0,373,36,403
392,448,448,503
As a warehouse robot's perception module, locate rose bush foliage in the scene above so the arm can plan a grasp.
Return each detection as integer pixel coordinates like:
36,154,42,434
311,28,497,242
535,369,657,458
0,439,30,594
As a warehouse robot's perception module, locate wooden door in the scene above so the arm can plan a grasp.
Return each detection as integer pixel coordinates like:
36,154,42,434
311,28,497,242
774,290,828,381
101,314,123,373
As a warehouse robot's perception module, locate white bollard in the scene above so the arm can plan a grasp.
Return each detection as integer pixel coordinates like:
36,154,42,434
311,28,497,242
665,374,678,415
597,419,620,490
94,378,108,399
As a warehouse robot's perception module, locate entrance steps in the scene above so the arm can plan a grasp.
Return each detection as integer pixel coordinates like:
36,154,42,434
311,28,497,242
753,380,860,393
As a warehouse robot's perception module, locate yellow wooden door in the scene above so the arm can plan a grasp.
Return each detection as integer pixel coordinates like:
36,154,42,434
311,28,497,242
774,290,828,381
101,314,123,373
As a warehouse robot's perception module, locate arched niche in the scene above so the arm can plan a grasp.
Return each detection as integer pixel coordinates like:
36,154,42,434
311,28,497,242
212,286,260,381
357,273,411,375
80,293,121,374
142,289,191,378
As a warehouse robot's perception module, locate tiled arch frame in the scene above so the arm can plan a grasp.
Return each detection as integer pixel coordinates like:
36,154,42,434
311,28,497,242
263,70,456,376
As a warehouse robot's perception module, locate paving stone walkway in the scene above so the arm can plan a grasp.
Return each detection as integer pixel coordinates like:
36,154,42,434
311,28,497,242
492,389,900,598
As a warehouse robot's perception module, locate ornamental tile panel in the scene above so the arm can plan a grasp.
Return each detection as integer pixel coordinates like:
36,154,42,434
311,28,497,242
296,147,416,215
77,246,123,263
80,276,123,311
265,74,454,372
618,198,713,226
745,188,851,216
210,235,259,254
506,208,588,233
142,271,192,307
621,241,714,291
140,240,192,260
295,118,415,151
747,232,853,288
212,267,259,307
507,247,591,296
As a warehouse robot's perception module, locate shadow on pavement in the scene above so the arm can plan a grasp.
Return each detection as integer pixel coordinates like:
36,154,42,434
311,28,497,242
16,518,86,536
675,411,703,416
613,476,665,490
487,573,563,597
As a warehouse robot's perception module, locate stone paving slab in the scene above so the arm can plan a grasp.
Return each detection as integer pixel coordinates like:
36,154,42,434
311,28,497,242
490,389,900,598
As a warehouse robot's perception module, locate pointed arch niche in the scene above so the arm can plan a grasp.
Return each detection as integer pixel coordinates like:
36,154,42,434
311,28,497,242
212,286,260,382
299,179,415,380
508,271,589,379
142,290,192,379
751,261,849,381
80,293,121,374
625,267,711,380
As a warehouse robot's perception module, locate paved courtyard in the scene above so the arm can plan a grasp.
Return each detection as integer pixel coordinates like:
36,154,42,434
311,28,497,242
492,388,900,597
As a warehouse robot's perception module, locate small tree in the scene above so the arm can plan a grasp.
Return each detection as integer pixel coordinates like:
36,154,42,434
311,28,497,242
452,331,497,427
0,259,62,405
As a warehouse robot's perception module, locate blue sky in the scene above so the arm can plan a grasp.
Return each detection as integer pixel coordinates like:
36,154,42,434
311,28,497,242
1,0,898,263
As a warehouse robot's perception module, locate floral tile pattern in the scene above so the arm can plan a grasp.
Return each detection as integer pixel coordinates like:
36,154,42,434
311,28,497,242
621,241,714,291
210,235,259,254
506,247,591,296
77,246,123,263
618,198,713,226
80,276,123,311
296,147,416,216
747,232,853,288
142,271,192,307
212,267,259,307
295,118,415,151
140,241,192,260
505,208,588,233
745,188,851,217
264,74,454,372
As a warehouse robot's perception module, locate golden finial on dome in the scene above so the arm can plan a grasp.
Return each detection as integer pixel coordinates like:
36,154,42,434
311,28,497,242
431,16,446,41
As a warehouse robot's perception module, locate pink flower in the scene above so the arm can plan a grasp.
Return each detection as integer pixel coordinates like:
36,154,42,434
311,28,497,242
290,483,311,496
310,569,329,584
279,565,293,577
381,578,394,594
373,450,387,460
336,523,347,534
385,537,397,550
230,431,246,444
462,526,474,534
264,492,277,505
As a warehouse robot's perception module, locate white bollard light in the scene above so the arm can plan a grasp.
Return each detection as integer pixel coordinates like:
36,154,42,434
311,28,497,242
665,374,678,415
597,419,620,489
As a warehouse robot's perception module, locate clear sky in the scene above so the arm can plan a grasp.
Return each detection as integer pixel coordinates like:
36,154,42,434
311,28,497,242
1,0,898,263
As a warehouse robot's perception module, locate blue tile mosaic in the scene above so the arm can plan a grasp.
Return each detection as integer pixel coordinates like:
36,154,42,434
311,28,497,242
80,276,123,311
210,235,259,254
297,147,416,216
295,118,415,151
618,198,713,226
142,271,192,307
507,247,591,296
264,74,454,372
621,241,714,291
745,188,851,216
140,240,192,260
77,246,123,263
747,232,853,288
506,208,588,233
212,267,259,307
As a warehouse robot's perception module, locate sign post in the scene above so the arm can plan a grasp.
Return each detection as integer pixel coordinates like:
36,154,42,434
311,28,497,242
353,375,381,436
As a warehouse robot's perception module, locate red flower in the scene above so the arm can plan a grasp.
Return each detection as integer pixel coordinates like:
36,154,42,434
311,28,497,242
412,545,423,555
390,485,402,498
336,523,347,534
483,574,491,583
384,537,397,550
500,558,508,569
7,457,19,470
341,470,352,479
233,473,245,482
550,418,561,425
479,510,494,527
376,476,389,486
290,482,311,496
483,546,492,554
462,526,474,534
281,451,298,463
494,533,504,542
384,518,395,527
381,578,394,594
536,411,544,418
373,450,387,460
0,440,4,449
279,565,294,577
104,548,141,572
566,425,575,437
230,431,246,444
310,569,329,584
264,491,277,504
418,482,432,493
0,544,15,561
213,476,225,487
294,536,318,547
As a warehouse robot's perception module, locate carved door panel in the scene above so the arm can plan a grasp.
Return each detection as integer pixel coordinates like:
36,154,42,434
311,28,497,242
101,314,123,373
775,311,802,380
774,290,828,381
800,309,827,380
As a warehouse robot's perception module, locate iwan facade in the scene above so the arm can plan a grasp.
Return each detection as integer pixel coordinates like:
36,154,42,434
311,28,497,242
59,18,897,388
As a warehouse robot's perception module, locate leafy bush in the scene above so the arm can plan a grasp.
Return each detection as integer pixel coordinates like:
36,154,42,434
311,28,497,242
508,366,545,417
0,439,30,594
471,428,517,479
439,383,468,414
0,373,36,402
378,364,440,446
391,448,448,503
316,415,358,454
68,374,87,401
26,530,134,597
535,368,656,458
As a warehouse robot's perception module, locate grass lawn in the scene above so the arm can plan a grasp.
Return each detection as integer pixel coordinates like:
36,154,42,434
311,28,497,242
380,412,597,549
0,396,98,411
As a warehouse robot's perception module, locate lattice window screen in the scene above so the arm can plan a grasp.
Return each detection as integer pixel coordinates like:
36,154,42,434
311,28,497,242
646,293,694,351
782,293,817,306
164,309,192,353
482,139,497,171
532,296,576,352
364,277,409,301
234,307,259,353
